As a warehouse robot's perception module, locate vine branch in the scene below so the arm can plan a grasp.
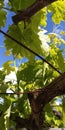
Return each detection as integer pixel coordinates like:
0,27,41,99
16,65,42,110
10,73,65,129
36,73,65,107
12,0,57,24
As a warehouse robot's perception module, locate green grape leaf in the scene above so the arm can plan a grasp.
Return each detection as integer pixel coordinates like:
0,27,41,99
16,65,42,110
57,51,65,72
40,8,47,27
4,105,11,130
60,31,65,35
9,0,36,11
0,97,11,112
0,97,12,130
4,25,35,60
62,97,65,126
30,9,47,31
0,70,5,82
0,116,5,130
4,24,45,60
21,27,43,55
0,84,8,93
5,50,11,56
3,61,15,75
16,95,31,117
0,10,7,27
17,61,43,84
0,0,4,8
48,1,65,24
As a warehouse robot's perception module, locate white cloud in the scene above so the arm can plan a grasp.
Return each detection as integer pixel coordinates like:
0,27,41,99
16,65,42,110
38,29,50,53
5,71,17,84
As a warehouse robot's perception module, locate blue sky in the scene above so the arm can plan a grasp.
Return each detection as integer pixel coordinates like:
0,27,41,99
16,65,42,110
0,11,14,67
0,2,65,67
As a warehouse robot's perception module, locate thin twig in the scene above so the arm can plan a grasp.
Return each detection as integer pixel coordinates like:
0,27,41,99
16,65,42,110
0,29,62,75
2,7,13,12
0,88,42,95
10,88,42,94
0,92,15,95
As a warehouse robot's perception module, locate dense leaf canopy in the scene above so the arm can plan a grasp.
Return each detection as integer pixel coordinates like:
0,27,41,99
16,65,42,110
0,0,65,129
